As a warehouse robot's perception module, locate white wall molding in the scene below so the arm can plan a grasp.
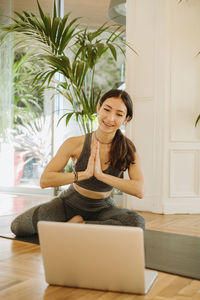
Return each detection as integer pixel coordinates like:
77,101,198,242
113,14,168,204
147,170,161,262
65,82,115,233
125,0,200,214
163,200,200,214
169,150,199,197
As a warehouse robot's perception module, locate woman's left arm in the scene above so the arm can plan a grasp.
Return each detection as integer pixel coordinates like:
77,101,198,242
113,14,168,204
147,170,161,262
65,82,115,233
95,148,144,199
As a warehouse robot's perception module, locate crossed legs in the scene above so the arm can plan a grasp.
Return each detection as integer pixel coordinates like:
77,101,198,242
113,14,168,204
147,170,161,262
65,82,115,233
11,195,145,237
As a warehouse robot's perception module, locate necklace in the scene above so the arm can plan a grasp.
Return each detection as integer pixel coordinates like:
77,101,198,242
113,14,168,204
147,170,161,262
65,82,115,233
94,131,113,145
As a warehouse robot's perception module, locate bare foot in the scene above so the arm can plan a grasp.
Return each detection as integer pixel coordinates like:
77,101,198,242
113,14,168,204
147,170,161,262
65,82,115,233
67,215,85,224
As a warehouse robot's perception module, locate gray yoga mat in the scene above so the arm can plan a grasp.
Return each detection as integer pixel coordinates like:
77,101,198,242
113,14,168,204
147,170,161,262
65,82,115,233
144,230,200,280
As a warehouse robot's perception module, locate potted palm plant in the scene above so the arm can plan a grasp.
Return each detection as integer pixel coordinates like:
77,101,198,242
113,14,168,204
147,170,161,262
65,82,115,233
0,0,129,133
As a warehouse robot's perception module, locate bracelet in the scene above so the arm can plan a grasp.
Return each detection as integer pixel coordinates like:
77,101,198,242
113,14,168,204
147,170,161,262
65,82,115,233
73,171,78,183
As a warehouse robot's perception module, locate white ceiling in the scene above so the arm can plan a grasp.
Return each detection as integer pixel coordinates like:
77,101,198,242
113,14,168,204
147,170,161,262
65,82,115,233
13,0,113,29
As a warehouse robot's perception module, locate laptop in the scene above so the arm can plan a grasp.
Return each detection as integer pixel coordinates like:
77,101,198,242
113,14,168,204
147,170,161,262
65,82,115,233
38,221,157,294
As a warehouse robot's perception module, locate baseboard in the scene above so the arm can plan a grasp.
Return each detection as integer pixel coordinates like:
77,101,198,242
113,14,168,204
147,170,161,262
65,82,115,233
163,201,200,214
124,194,200,214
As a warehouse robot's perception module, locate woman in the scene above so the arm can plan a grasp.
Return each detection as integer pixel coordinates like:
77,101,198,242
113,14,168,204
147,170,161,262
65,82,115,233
11,89,145,236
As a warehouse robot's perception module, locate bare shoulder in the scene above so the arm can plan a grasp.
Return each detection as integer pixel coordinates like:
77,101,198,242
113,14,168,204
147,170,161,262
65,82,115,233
59,135,85,159
62,135,84,147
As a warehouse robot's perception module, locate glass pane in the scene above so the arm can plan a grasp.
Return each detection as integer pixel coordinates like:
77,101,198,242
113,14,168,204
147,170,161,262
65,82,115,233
0,1,125,197
0,0,14,188
0,1,53,193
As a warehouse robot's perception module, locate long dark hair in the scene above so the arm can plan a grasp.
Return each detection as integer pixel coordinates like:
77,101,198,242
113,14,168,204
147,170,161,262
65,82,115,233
99,89,136,171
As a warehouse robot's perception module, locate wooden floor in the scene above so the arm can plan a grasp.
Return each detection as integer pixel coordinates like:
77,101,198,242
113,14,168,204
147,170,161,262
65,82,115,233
0,193,200,300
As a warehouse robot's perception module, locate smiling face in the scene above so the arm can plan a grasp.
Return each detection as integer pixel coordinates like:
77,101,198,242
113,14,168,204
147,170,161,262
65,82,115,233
97,97,129,133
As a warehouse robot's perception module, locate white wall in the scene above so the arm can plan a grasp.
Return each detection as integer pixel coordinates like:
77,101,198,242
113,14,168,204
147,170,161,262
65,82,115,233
125,0,200,213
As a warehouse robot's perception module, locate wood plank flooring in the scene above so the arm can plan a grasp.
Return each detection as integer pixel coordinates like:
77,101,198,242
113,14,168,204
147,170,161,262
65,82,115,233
0,193,200,299
140,211,200,237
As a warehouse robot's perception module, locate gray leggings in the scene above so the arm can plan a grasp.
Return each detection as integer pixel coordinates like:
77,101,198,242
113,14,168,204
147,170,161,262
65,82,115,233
11,185,145,237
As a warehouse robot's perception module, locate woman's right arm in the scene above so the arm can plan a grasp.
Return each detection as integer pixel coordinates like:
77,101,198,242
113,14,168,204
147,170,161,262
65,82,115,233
40,137,93,189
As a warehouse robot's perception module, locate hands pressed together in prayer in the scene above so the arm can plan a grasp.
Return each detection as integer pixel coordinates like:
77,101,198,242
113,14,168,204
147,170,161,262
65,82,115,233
85,141,103,179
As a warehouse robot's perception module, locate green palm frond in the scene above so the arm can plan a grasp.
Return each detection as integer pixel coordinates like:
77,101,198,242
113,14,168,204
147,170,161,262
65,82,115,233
73,23,125,70
1,1,82,55
0,1,133,134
